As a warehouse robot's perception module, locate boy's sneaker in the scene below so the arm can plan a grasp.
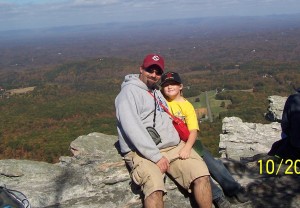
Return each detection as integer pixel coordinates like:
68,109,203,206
213,196,231,208
234,187,249,203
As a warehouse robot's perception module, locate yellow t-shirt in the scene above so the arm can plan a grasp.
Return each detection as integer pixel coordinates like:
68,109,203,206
167,99,199,131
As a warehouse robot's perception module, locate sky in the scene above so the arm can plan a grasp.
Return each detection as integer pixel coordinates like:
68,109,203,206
0,0,300,31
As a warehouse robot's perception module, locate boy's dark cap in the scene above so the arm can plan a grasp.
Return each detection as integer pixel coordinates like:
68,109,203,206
160,72,182,86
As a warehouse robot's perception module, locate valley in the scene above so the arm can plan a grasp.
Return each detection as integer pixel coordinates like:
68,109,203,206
1,15,300,162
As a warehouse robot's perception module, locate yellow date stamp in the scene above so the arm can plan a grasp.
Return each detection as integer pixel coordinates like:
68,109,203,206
258,159,300,175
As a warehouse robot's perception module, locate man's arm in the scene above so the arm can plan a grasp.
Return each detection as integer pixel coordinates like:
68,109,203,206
116,89,163,163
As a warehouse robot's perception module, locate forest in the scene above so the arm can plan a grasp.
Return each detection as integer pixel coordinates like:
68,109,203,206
1,15,300,162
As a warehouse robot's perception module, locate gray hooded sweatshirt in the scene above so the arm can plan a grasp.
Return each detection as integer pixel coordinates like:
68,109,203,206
115,74,180,163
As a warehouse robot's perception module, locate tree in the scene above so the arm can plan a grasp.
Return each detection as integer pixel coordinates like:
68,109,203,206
220,101,225,108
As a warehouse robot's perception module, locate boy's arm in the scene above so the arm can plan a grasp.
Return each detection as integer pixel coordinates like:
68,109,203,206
178,101,199,159
178,129,198,159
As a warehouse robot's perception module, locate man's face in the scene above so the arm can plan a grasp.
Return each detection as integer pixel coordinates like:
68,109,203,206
139,66,163,89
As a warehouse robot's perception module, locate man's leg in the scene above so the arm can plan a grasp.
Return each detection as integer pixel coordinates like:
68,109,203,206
192,175,212,208
165,142,212,207
124,152,166,207
144,191,164,208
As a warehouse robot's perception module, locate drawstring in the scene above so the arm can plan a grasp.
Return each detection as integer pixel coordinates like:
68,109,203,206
149,90,168,128
152,90,157,128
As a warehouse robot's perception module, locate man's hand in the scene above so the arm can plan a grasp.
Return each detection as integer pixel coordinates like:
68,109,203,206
156,156,170,173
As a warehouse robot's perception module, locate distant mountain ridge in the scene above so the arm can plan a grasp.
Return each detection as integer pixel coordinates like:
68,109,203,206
1,14,300,40
1,14,300,71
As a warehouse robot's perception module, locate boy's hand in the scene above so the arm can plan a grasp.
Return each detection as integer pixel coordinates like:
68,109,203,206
178,146,192,159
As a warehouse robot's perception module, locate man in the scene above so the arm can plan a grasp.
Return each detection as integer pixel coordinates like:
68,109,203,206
115,54,212,208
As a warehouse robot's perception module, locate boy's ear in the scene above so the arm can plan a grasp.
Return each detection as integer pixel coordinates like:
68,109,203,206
180,84,184,90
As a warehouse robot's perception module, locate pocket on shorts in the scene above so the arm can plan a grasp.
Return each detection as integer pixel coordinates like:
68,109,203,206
131,154,146,186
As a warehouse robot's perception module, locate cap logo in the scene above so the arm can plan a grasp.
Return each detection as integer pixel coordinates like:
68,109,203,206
166,73,173,78
152,55,160,61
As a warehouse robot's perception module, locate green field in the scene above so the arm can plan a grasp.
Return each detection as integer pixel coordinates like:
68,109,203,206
185,90,232,156
187,90,232,119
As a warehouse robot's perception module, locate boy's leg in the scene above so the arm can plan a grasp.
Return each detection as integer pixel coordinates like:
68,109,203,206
210,178,231,208
202,148,241,196
210,178,223,200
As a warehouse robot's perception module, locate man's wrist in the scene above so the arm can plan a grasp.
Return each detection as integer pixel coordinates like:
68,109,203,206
151,153,163,163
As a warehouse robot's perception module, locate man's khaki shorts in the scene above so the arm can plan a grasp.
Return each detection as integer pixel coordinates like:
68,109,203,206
123,141,210,199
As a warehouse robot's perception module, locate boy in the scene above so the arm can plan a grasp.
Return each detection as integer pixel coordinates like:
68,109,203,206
160,71,249,208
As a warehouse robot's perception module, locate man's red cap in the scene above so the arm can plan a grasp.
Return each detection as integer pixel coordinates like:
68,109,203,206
142,54,164,71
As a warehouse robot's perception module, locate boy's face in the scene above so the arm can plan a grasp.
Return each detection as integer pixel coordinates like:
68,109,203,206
162,81,183,99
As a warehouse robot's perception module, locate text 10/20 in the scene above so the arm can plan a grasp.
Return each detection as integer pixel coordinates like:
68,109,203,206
258,159,300,175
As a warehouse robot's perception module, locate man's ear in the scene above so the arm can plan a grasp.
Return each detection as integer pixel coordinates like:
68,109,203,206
139,66,144,74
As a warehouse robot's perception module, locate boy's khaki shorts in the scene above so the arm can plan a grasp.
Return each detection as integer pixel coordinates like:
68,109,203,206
124,141,210,199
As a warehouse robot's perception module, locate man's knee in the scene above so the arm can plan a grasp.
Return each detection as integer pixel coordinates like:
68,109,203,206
193,175,210,187
144,191,164,208
142,175,166,199
146,190,163,199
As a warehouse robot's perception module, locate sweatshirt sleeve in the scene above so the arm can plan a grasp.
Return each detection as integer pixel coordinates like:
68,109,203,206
116,88,163,163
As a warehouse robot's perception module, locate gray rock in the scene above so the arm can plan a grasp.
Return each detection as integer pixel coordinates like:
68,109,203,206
265,95,287,122
219,117,281,160
217,95,300,207
0,133,192,208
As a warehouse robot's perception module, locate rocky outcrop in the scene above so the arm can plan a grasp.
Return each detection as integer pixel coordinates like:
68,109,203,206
219,94,286,160
1,95,299,208
0,133,197,208
1,132,299,208
219,117,281,160
265,95,287,122
218,115,300,208
217,95,299,208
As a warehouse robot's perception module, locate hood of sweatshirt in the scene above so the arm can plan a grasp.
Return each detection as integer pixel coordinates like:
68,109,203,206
121,74,159,91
